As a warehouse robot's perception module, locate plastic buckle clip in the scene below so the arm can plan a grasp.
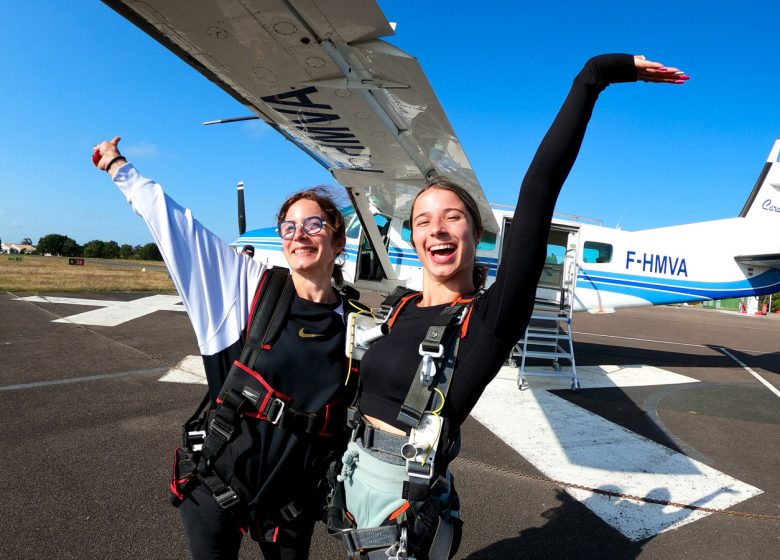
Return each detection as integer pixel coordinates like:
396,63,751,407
418,343,443,386
214,487,240,509
185,430,206,452
209,415,234,440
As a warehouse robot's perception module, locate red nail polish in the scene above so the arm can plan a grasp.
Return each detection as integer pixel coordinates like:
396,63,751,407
658,67,668,71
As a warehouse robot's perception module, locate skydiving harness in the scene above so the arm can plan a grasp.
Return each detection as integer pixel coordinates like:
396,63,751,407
329,287,480,560
170,267,355,540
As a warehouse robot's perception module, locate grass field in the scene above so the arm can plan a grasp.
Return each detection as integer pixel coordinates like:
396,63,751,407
0,255,175,293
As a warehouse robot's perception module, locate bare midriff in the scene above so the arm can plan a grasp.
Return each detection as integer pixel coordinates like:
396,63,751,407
364,414,405,435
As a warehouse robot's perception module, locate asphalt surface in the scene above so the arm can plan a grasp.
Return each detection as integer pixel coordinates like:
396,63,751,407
1,292,777,559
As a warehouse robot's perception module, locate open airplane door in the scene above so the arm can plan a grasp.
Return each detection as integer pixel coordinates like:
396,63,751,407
102,0,498,289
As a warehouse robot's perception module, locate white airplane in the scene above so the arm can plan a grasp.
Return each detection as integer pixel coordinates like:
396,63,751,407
236,138,780,312
103,0,780,313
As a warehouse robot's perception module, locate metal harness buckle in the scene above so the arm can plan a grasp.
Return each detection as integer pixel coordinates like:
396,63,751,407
263,397,286,424
373,303,394,324
385,527,411,559
418,343,443,386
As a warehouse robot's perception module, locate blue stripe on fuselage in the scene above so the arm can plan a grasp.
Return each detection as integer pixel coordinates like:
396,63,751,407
577,268,780,302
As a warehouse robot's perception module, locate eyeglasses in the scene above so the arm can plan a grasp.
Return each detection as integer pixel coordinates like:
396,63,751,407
276,216,333,239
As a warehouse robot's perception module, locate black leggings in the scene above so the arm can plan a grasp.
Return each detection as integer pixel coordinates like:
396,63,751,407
178,483,317,560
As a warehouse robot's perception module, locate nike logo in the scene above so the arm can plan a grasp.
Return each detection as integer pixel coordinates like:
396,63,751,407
298,328,324,339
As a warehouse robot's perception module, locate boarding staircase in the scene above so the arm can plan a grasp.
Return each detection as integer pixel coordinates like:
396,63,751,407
510,269,579,391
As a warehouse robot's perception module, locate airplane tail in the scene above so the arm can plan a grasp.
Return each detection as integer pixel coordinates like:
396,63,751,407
739,137,780,220
734,137,780,271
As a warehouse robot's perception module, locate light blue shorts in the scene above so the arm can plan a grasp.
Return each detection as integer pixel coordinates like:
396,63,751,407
342,440,408,529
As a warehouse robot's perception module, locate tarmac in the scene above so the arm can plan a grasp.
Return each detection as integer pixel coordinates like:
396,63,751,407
1,291,777,559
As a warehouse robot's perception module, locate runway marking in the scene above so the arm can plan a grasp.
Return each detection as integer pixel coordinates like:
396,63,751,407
14,294,185,326
0,367,168,391
573,331,708,348
718,347,780,398
573,330,769,354
470,365,763,541
158,355,207,385
524,363,699,390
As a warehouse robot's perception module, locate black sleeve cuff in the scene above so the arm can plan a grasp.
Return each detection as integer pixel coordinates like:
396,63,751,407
579,53,637,90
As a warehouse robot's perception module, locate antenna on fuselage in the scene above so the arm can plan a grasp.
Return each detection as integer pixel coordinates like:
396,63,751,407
237,181,246,235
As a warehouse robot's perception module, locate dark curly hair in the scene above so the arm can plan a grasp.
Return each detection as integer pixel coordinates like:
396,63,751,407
276,186,347,287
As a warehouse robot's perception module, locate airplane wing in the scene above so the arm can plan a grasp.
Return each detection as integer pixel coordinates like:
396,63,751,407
101,0,498,237
735,253,780,269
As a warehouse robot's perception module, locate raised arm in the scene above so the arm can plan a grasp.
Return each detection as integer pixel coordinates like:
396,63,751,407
92,137,265,356
480,54,687,342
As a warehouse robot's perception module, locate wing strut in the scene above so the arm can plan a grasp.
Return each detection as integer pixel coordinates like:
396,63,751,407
346,188,397,281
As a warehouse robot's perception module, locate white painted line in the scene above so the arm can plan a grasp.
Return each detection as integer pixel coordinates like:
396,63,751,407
158,355,207,385
498,364,699,390
471,371,762,541
16,295,127,306
572,331,769,355
15,294,185,326
718,347,780,398
0,367,168,391
572,331,708,349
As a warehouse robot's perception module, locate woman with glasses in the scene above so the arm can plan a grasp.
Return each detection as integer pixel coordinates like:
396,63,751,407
92,138,354,559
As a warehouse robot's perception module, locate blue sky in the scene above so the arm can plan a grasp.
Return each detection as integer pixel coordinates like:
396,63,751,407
1,1,778,247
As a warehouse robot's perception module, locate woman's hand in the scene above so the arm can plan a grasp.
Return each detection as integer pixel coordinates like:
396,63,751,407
634,55,689,84
91,136,127,174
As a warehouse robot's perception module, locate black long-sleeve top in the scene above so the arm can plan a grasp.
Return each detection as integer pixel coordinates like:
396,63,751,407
358,54,638,430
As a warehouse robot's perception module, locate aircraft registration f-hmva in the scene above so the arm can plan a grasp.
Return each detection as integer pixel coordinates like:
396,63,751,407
103,0,780,312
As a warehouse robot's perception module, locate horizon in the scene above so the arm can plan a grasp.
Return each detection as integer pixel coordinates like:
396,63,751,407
1,1,778,247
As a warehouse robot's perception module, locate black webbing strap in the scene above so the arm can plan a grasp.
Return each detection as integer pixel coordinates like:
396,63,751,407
397,304,467,429
428,515,455,560
200,471,241,509
382,286,415,309
181,390,211,449
358,422,407,460
198,269,293,464
200,389,249,467
243,267,295,369
342,526,399,558
408,482,455,560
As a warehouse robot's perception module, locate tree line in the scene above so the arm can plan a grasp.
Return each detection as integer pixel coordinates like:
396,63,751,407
34,234,163,261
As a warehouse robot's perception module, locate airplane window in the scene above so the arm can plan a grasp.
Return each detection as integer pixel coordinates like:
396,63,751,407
346,215,361,239
477,231,496,251
540,242,566,288
583,241,613,264
401,220,412,242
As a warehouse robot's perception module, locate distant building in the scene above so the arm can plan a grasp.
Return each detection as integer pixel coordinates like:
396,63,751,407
1,242,36,254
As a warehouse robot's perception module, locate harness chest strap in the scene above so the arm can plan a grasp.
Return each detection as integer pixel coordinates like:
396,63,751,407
184,268,349,514
397,295,477,430
334,291,478,559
